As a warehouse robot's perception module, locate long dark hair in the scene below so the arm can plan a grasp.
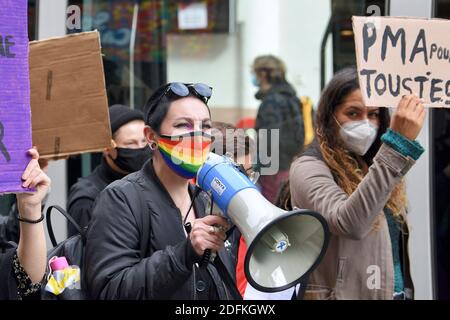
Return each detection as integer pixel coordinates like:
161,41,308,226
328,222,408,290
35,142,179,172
318,67,405,224
278,67,406,225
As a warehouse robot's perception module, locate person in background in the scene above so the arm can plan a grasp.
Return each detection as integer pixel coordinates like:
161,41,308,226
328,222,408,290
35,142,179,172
67,105,150,236
252,55,304,203
0,148,50,300
289,67,425,299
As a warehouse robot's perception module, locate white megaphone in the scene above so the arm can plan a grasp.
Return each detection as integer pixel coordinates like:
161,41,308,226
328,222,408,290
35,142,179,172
197,153,329,293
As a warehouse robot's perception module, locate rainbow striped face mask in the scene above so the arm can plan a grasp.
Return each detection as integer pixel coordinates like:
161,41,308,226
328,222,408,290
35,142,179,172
157,131,212,179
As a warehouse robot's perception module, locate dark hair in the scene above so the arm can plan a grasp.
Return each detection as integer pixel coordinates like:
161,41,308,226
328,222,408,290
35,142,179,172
316,67,390,164
144,84,211,134
276,67,392,212
211,122,255,159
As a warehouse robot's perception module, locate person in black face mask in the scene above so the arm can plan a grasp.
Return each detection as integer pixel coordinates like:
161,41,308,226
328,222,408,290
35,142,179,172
67,104,150,236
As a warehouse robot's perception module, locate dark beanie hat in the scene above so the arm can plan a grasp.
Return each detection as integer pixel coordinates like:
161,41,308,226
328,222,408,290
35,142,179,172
109,104,144,134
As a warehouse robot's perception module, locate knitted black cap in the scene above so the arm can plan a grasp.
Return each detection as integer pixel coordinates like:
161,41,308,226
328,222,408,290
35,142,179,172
109,104,144,134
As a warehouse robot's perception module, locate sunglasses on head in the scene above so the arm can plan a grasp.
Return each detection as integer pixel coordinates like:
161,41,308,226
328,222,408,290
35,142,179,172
147,82,213,122
167,82,212,103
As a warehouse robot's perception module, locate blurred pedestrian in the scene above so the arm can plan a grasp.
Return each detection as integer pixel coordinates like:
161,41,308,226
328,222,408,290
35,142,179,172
252,55,304,203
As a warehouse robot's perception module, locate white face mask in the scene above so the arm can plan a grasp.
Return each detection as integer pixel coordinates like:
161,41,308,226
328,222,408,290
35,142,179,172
336,118,378,156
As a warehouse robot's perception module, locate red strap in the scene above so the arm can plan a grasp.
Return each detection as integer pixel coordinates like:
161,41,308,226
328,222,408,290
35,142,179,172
236,236,248,297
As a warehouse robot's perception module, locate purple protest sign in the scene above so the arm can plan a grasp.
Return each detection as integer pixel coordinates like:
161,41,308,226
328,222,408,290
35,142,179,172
0,0,33,194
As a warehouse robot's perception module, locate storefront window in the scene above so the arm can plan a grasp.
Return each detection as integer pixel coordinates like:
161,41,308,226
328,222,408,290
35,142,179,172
28,0,38,40
68,0,167,111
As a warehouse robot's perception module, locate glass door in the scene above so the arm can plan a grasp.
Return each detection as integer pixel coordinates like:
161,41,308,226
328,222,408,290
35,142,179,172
66,0,167,186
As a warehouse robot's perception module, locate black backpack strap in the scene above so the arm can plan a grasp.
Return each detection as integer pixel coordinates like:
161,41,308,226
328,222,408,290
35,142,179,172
46,205,86,247
212,255,243,300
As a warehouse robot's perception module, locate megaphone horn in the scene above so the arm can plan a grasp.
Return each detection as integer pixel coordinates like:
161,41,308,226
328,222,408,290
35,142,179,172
197,153,330,293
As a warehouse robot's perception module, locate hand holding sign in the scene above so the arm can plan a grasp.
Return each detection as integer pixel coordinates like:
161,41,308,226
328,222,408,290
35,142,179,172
16,148,51,216
391,94,426,141
0,0,33,194
353,16,450,108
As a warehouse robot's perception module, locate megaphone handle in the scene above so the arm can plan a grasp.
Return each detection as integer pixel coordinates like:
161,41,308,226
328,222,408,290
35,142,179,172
225,225,236,239
199,225,235,267
200,249,212,267
184,222,192,234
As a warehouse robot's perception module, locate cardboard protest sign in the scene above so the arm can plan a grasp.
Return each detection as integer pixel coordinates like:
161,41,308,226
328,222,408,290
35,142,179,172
0,0,34,194
30,31,112,159
353,16,450,108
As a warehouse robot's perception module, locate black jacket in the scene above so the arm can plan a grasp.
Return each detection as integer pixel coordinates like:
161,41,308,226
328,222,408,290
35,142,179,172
85,160,239,300
67,158,126,236
0,243,17,299
255,82,305,171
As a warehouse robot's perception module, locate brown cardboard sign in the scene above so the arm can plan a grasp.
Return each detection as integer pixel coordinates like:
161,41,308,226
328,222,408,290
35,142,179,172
30,31,112,159
353,16,450,108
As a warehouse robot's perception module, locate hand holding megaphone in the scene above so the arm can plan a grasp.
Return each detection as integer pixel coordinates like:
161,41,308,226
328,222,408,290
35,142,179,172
189,215,229,257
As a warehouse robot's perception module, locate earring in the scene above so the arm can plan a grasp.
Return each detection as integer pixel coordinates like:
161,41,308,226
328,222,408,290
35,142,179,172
150,141,157,151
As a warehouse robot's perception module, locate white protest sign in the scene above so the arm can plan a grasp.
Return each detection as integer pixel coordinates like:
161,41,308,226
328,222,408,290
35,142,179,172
353,16,450,108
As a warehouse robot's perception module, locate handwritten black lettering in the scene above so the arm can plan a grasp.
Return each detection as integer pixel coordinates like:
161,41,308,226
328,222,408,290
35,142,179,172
0,35,16,58
402,78,413,95
388,74,401,97
360,69,377,98
437,47,449,60
414,76,428,98
430,79,443,103
0,121,11,162
375,73,387,96
360,69,450,104
444,81,450,105
410,29,428,65
430,44,438,60
381,26,406,65
363,23,377,62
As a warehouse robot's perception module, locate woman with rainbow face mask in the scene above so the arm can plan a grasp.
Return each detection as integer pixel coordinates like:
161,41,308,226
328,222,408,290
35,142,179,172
85,83,239,300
